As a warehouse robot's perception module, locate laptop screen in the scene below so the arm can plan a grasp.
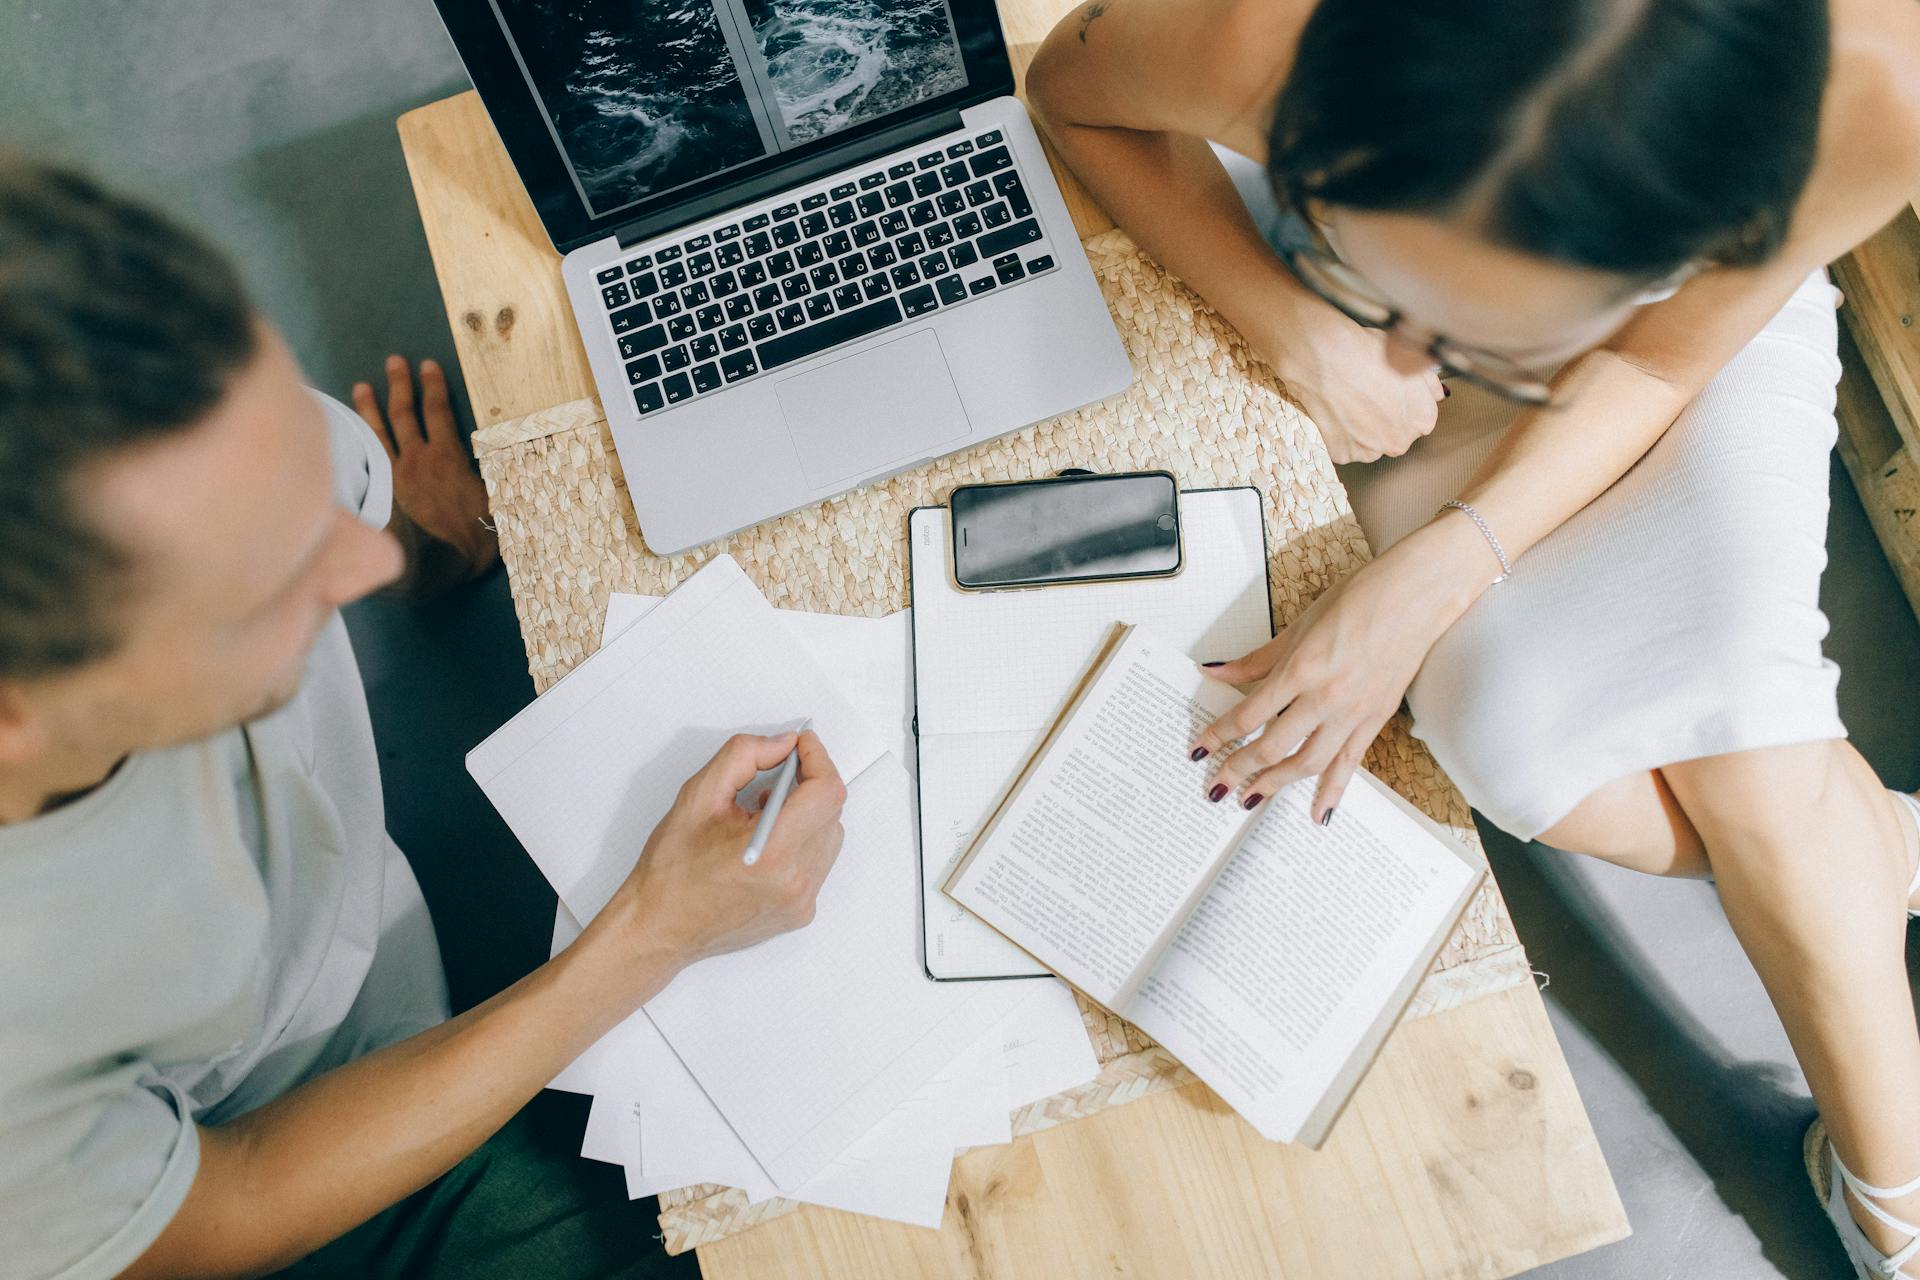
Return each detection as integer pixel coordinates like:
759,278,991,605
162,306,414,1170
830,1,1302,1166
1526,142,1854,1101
487,0,974,222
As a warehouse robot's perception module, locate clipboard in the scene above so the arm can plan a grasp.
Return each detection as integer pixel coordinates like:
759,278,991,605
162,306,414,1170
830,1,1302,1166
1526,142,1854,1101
907,485,1276,980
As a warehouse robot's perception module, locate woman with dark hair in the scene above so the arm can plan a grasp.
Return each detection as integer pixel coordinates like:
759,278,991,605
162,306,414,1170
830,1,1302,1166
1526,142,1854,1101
1027,0,1920,1272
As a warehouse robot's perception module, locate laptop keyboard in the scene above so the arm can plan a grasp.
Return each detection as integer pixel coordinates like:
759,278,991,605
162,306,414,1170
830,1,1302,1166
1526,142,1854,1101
591,129,1058,419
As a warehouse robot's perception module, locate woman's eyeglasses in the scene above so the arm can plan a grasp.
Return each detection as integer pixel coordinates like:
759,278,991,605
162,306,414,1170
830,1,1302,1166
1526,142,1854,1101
1271,194,1559,408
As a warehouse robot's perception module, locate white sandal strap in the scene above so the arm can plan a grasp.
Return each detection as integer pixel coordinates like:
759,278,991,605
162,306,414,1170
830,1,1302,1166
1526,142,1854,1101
1896,792,1920,901
1835,1145,1920,1274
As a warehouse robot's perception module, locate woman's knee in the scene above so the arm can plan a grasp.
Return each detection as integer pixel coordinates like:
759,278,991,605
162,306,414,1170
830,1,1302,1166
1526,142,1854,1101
1660,740,1845,856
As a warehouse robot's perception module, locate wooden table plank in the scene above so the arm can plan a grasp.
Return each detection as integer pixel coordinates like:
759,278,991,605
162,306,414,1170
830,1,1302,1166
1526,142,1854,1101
692,987,1624,1280
393,1,1627,1272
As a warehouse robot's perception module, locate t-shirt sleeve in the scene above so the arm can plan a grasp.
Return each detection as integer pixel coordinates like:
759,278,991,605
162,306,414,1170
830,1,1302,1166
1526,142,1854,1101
0,1067,201,1280
316,390,393,529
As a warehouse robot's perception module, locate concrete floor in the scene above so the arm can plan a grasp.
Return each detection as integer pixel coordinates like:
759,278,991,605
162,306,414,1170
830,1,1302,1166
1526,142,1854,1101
6,3,1918,1275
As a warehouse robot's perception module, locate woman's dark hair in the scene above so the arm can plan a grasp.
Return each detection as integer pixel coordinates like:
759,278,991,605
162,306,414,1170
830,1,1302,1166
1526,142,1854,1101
1266,0,1829,277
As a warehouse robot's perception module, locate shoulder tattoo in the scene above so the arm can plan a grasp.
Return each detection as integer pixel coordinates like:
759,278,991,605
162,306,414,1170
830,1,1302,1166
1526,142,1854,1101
1078,1,1110,42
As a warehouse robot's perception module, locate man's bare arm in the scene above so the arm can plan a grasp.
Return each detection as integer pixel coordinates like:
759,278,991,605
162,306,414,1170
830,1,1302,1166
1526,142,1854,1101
121,732,847,1279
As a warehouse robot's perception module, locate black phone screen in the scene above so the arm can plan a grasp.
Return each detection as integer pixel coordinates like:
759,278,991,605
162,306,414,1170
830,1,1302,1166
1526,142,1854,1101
949,472,1182,589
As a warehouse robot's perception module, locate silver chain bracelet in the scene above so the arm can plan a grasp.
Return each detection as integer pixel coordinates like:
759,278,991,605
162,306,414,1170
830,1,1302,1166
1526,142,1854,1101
1439,499,1512,584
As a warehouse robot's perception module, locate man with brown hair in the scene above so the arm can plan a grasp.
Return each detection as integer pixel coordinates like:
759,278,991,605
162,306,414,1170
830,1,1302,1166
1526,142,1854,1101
0,158,847,1278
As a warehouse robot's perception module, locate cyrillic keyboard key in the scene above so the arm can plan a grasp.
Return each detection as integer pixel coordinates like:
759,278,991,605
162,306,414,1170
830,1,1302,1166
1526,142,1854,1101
756,297,903,370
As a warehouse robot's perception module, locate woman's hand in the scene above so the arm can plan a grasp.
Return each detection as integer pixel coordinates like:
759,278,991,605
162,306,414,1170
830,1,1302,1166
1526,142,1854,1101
1259,304,1447,465
1187,518,1491,821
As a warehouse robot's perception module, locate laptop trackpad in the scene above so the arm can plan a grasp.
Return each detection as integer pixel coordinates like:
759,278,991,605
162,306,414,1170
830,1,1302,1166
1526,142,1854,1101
775,330,971,488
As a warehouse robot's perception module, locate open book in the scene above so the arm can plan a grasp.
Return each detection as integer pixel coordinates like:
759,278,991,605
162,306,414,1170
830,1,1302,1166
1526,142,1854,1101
944,624,1484,1146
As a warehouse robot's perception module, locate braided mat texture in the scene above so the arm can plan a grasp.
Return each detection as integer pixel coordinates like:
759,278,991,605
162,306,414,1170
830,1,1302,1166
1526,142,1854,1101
468,229,1528,1254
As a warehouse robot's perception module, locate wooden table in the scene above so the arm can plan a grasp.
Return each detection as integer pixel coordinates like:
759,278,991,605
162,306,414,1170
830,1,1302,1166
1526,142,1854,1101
396,5,1629,1275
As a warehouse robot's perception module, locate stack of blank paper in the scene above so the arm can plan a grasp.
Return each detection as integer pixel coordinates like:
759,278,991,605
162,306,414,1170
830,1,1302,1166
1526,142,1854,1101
467,557,1097,1227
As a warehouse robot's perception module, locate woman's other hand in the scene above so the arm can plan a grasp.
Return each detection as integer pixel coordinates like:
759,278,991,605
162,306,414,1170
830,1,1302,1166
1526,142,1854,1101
1257,304,1448,464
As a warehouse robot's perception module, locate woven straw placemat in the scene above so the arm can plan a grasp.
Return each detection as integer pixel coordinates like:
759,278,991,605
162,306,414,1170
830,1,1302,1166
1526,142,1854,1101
469,229,1528,1253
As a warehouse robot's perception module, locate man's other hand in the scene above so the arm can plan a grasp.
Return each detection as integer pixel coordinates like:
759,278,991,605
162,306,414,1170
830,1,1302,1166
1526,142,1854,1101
599,731,847,975
352,355,499,599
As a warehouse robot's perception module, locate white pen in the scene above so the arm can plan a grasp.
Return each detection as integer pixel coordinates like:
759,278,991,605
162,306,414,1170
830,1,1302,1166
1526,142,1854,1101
742,719,810,866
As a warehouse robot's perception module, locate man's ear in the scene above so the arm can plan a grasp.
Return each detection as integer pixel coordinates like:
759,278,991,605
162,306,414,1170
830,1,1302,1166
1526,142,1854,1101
0,680,51,766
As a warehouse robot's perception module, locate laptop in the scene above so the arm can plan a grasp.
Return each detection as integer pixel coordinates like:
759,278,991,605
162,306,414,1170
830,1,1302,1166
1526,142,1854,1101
434,0,1134,554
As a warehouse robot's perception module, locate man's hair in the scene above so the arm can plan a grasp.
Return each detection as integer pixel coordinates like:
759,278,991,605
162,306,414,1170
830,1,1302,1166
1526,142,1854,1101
1267,0,1829,278
0,157,258,680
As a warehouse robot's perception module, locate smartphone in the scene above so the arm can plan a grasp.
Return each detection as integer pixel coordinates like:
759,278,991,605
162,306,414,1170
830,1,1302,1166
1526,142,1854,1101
949,471,1183,591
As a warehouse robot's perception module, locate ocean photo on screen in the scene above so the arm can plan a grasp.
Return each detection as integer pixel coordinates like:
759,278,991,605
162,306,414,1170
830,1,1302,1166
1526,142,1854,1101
490,0,767,215
743,0,968,145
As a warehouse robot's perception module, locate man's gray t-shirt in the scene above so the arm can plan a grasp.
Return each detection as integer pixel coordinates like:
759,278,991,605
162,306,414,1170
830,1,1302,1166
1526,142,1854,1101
0,395,450,1279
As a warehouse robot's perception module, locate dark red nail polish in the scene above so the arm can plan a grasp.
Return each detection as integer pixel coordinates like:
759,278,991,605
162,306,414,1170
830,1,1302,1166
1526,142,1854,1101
1189,746,1209,762
1442,384,1452,398
1243,793,1264,810
1201,661,1224,668
1208,783,1228,803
